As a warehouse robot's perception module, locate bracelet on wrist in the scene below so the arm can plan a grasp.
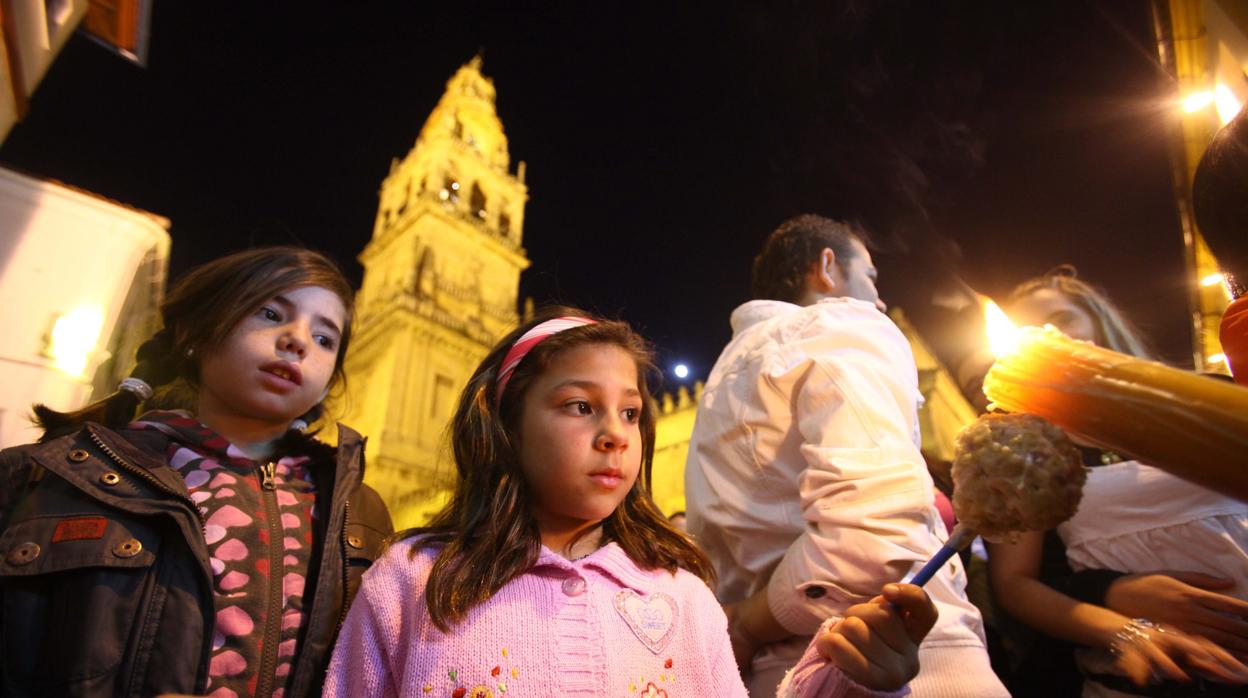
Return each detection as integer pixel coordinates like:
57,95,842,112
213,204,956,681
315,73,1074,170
1108,617,1164,657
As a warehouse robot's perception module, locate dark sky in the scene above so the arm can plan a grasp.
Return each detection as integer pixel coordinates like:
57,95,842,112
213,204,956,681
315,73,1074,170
0,1,1191,387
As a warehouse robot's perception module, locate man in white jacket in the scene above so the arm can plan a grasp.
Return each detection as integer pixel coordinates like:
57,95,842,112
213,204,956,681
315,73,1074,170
685,215,1007,696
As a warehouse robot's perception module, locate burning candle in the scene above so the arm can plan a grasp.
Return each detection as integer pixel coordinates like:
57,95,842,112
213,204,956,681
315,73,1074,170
982,302,1248,501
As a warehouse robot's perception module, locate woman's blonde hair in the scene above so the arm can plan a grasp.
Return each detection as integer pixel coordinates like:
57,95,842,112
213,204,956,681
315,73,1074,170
1006,264,1153,359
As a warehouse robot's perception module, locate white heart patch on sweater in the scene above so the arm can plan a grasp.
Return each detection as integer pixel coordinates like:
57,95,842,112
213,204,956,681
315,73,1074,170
614,589,678,654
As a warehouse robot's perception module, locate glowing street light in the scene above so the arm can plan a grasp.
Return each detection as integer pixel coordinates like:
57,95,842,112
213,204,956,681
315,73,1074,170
1184,90,1215,113
1215,84,1243,126
1182,85,1243,126
673,363,689,379
47,305,105,377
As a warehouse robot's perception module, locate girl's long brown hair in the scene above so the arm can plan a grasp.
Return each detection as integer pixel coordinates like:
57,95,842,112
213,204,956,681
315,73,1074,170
35,246,355,435
403,306,715,631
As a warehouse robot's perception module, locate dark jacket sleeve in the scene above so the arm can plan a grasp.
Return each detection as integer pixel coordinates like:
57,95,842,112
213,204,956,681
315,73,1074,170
0,447,37,532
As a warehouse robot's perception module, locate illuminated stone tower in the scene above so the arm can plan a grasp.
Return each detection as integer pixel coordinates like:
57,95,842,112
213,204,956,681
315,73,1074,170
342,57,529,526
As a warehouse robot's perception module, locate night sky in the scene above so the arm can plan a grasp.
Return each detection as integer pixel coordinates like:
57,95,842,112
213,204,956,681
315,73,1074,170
0,1,1191,389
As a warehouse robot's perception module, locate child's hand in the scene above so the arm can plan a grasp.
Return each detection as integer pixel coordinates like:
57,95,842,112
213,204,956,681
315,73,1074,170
814,584,938,691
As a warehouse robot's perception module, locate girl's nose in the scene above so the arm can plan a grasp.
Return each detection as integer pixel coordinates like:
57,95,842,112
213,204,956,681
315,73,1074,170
594,416,629,452
279,330,307,357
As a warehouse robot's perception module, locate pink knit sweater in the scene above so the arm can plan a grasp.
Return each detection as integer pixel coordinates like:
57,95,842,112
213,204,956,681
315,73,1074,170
325,539,906,697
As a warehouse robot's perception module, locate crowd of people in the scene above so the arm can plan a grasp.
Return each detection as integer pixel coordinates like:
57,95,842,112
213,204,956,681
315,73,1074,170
3,123,1248,697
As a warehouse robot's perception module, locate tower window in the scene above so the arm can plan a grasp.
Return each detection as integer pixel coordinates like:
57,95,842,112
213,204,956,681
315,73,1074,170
499,213,511,236
470,183,487,219
442,174,460,204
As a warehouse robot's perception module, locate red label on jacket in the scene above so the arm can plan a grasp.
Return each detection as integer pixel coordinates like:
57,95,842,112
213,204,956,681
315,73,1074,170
51,517,107,542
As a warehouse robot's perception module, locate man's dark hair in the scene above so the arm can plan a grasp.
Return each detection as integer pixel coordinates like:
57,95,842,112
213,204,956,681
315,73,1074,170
750,214,870,303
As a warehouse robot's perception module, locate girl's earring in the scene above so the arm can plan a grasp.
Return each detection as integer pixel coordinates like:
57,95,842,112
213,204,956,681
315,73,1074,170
290,418,309,433
185,346,195,359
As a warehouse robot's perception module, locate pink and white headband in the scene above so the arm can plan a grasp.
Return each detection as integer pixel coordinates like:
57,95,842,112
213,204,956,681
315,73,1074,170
495,316,597,405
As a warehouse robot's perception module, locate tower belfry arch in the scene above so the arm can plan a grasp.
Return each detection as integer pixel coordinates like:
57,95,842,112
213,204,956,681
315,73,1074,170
341,57,530,526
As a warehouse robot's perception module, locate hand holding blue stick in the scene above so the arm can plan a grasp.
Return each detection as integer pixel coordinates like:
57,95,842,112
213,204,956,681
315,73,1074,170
907,523,975,587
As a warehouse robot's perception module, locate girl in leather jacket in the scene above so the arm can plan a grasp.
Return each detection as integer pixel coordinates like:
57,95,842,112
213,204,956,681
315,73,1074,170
0,246,392,698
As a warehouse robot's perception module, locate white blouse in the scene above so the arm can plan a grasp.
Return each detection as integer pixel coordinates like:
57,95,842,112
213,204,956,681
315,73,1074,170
1056,460,1248,601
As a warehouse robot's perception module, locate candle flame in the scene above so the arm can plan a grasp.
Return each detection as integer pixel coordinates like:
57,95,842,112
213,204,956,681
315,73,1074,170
984,300,1020,358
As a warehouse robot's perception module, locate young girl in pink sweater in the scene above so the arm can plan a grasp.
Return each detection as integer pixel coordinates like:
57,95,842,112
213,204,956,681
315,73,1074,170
325,308,936,697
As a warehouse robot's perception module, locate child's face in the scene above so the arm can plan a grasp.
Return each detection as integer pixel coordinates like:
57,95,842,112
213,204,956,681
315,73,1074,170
196,285,346,430
1009,288,1100,345
517,343,644,538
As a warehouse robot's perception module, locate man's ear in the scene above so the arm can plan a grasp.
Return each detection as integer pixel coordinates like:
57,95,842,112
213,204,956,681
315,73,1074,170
813,248,838,293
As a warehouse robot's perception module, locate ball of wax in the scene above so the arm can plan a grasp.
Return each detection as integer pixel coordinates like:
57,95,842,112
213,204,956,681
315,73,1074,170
952,413,1086,543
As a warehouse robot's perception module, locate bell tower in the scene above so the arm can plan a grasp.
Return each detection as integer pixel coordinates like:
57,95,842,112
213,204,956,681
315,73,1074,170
342,57,529,526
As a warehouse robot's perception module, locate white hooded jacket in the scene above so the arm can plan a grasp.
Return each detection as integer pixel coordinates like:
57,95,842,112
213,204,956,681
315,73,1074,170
685,297,1000,695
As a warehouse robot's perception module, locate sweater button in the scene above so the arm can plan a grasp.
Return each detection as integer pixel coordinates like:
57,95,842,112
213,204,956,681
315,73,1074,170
561,576,586,597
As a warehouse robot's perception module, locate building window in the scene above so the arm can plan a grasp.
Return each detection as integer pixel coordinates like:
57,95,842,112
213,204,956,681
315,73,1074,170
499,213,511,236
470,183,487,219
441,173,460,204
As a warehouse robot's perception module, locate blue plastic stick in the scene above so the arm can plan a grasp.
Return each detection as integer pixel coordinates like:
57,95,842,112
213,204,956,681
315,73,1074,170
908,524,974,587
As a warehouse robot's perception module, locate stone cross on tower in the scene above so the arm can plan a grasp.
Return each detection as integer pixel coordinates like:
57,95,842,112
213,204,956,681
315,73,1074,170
341,57,530,526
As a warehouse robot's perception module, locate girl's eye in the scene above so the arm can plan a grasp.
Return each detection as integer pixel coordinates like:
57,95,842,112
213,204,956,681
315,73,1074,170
314,335,337,351
563,400,592,415
260,307,281,322
1049,311,1075,329
622,407,639,423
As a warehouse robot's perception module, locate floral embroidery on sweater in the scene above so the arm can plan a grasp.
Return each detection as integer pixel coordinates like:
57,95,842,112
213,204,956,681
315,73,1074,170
441,647,519,697
628,656,677,695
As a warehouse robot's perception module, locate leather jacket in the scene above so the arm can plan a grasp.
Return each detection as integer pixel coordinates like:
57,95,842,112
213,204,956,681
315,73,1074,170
0,421,393,697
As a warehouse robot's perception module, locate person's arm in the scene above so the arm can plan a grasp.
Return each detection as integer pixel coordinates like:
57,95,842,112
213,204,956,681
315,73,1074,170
323,583,399,698
725,584,792,671
324,551,405,698
988,532,1126,647
764,338,939,637
0,447,36,532
988,532,1248,687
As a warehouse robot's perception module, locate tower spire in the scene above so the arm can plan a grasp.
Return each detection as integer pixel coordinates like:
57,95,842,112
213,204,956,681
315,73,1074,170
340,58,530,525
